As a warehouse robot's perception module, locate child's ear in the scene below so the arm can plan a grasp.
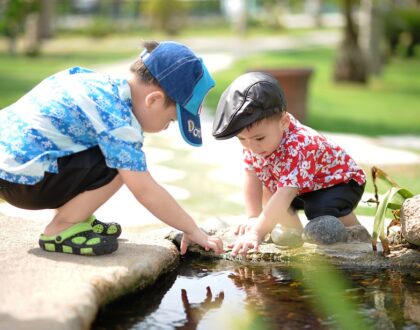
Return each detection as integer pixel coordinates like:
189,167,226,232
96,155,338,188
145,91,165,108
280,112,290,129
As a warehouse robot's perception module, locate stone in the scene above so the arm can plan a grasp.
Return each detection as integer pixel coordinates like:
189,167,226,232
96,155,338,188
0,215,180,330
302,215,348,245
400,195,420,246
387,225,409,247
270,226,304,248
166,216,420,269
346,225,371,243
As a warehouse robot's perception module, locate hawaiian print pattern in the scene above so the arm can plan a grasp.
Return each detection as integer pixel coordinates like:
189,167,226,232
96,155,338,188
0,67,146,185
243,114,366,195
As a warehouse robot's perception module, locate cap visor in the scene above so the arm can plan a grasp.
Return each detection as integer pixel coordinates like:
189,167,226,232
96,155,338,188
177,104,202,147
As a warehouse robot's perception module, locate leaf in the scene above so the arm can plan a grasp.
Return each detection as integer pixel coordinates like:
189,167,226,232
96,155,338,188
371,187,414,255
371,167,401,208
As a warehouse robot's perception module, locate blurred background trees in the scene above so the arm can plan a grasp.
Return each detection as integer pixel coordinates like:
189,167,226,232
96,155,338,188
0,0,419,81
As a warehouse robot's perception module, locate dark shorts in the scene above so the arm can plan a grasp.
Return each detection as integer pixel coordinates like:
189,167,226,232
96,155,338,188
0,147,118,210
291,180,366,220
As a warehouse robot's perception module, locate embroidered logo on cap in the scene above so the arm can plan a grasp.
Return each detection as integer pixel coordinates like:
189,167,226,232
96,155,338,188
187,120,201,138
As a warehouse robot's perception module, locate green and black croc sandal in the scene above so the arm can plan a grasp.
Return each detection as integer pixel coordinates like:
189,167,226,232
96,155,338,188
39,221,118,256
87,215,122,238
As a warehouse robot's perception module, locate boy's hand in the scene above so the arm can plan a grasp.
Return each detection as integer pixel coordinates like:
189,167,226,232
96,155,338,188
180,227,224,255
234,217,258,236
227,229,261,257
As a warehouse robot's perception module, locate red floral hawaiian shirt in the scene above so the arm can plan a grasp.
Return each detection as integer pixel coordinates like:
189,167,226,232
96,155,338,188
243,114,366,195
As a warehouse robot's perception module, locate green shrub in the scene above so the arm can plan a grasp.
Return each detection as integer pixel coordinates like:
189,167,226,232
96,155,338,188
85,17,115,38
141,0,188,35
385,8,420,57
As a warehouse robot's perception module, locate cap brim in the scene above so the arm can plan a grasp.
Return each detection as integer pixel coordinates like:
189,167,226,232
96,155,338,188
177,104,202,147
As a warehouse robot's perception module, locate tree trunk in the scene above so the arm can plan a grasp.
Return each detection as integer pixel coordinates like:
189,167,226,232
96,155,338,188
236,0,248,35
112,0,123,19
24,12,40,56
359,0,385,75
305,0,323,27
38,0,55,39
334,0,368,83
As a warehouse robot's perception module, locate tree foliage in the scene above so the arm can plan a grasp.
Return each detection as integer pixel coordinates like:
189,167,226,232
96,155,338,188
0,0,39,54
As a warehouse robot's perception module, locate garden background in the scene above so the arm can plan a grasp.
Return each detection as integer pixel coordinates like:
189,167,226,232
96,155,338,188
1,0,419,222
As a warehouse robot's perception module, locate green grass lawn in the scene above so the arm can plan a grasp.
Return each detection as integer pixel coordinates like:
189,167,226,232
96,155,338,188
207,47,420,136
0,50,134,107
2,40,419,137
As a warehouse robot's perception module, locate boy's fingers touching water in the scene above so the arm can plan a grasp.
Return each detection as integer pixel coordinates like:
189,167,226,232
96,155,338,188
228,230,261,256
180,228,224,255
234,217,258,236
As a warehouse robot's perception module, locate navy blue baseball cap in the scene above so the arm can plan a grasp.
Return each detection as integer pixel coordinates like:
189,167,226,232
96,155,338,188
141,41,215,147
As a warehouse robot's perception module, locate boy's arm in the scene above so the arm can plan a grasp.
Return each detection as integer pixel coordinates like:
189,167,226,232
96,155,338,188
229,186,298,256
235,169,262,235
119,169,223,254
244,169,262,218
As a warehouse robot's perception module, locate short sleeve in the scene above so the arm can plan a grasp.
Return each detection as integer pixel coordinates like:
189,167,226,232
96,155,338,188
243,148,255,171
97,126,147,171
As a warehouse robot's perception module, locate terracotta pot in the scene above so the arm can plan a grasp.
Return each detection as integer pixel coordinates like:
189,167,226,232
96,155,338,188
249,68,314,123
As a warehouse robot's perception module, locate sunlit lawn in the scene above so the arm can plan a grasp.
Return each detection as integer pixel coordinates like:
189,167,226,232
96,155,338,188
207,47,420,136
0,50,134,107
2,38,419,137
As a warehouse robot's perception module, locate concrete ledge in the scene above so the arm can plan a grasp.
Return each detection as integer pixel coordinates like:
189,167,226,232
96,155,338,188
0,215,179,330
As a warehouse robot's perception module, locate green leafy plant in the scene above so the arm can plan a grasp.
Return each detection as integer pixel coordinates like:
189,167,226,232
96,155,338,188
370,166,414,256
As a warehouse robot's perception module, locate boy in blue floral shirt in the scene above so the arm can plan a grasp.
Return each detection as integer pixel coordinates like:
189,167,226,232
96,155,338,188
0,41,223,256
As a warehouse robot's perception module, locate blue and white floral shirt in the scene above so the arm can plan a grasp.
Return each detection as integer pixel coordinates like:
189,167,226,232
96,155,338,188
0,66,147,185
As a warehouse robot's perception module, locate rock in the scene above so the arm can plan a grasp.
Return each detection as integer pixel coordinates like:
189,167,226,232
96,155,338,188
346,225,371,243
270,226,303,248
387,225,409,247
303,216,348,245
401,195,420,246
166,217,420,269
0,215,180,330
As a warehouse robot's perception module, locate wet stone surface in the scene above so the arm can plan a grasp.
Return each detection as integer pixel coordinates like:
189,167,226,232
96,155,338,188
167,218,420,270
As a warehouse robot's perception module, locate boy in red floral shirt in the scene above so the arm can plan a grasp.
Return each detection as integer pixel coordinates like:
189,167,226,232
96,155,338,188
212,72,366,256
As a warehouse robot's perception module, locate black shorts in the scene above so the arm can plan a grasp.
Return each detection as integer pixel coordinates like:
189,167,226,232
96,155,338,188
0,147,118,210
291,180,365,220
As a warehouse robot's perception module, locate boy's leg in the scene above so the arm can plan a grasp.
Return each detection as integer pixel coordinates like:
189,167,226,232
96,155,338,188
339,212,361,227
300,180,367,244
263,187,303,247
300,180,365,226
44,174,123,236
1,147,124,255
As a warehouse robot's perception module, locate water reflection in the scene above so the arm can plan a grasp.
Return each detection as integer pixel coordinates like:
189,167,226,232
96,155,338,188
346,269,420,329
92,258,420,330
177,287,224,329
228,265,324,329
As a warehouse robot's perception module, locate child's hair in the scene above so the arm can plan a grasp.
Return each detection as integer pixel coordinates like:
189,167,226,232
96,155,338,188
130,40,175,107
243,109,285,132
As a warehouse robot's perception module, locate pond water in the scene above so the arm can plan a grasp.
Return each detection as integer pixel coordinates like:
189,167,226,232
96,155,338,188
93,257,420,330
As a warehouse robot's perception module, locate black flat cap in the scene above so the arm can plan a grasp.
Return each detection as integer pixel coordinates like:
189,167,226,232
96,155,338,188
212,72,287,140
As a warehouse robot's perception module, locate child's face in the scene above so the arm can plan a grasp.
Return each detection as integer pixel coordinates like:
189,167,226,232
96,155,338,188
137,91,178,133
237,114,289,157
148,103,177,133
